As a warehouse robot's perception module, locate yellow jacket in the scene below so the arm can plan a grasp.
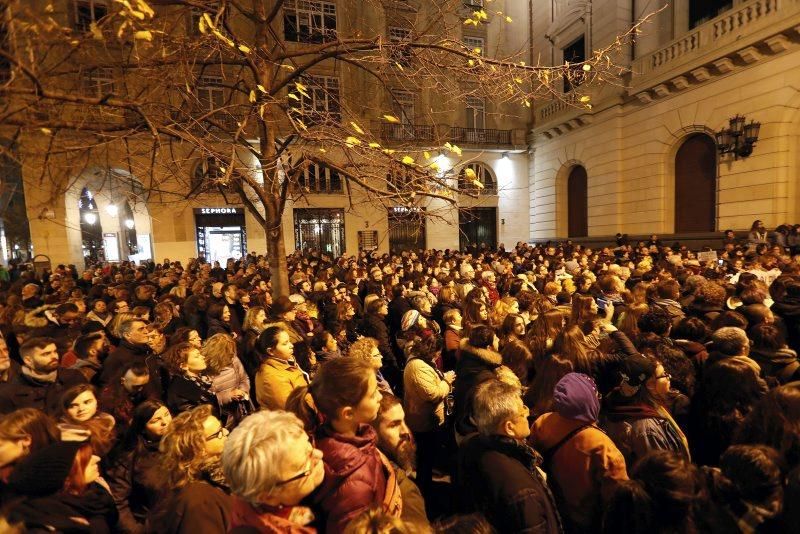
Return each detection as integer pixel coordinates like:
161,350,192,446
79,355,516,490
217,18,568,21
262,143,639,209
255,357,309,410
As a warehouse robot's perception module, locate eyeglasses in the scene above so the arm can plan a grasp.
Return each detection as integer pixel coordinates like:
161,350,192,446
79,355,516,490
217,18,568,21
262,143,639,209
275,446,316,487
655,373,671,380
205,426,228,441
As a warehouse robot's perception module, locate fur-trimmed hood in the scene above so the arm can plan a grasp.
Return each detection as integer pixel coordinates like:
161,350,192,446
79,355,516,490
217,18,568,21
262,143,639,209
23,304,59,329
459,338,503,367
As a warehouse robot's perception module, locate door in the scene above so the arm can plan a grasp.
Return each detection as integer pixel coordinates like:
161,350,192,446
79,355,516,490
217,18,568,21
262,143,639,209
675,134,717,233
389,207,426,253
459,207,497,250
294,208,345,257
567,165,588,237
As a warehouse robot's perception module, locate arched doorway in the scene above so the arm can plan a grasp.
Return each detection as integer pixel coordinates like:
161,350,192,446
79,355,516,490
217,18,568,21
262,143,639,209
675,134,716,233
567,165,588,237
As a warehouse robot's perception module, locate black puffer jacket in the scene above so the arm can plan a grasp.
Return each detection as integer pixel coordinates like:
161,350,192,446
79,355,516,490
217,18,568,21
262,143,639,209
453,339,503,437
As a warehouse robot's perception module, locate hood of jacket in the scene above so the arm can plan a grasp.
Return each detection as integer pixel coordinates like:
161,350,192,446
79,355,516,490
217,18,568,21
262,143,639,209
22,304,59,329
316,423,378,478
459,338,503,367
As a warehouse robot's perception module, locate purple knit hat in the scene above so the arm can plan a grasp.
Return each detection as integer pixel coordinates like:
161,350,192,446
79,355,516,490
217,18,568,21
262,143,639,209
552,372,601,423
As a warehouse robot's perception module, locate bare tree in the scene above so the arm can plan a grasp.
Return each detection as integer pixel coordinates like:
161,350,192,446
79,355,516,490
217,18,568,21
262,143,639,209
0,0,649,295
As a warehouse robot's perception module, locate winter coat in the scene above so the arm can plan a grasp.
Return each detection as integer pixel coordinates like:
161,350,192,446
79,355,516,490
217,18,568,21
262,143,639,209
453,339,504,437
314,423,401,534
391,461,430,531
97,340,163,400
456,434,563,534
772,297,800,352
443,326,462,371
207,317,235,339
228,495,316,533
652,298,685,327
254,357,309,410
0,367,87,415
105,438,161,533
359,313,395,368
602,400,690,467
166,374,218,415
209,356,251,406
7,482,119,534
145,480,232,534
403,356,450,433
530,412,628,531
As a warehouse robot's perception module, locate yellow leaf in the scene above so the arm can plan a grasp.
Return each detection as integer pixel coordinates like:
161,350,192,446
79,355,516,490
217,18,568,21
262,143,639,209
580,95,591,103
45,4,53,13
463,19,472,25
464,167,476,179
468,60,474,67
134,0,155,17
198,17,207,33
383,114,400,123
350,122,365,135
474,10,488,21
383,149,396,155
319,148,327,153
428,161,441,173
40,128,52,135
257,85,266,93
345,136,362,146
394,62,405,71
506,16,513,23
296,120,307,131
582,64,592,72
295,82,307,92
280,64,295,71
514,77,522,83
524,100,531,107
472,179,484,189
89,22,103,41
130,10,145,20
401,156,415,165
249,90,257,103
424,151,431,160
473,47,481,54
368,142,381,148
449,144,462,156
238,45,251,54
134,30,152,41
202,13,214,29
287,93,300,101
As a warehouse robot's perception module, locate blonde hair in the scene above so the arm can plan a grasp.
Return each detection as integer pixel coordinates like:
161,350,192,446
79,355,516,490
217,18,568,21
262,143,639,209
108,312,139,339
159,405,214,489
491,296,518,328
202,333,236,375
242,306,265,333
347,337,378,363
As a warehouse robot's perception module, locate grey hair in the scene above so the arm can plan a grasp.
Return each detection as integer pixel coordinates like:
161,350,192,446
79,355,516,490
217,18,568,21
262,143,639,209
221,410,307,504
472,379,522,436
711,326,750,356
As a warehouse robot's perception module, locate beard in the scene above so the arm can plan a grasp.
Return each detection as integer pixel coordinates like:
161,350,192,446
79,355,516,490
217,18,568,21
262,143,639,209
379,434,417,472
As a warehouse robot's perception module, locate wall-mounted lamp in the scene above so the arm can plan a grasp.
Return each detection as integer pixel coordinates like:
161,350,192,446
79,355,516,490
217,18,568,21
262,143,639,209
84,213,97,225
124,219,135,230
715,115,761,160
106,204,118,217
501,152,509,160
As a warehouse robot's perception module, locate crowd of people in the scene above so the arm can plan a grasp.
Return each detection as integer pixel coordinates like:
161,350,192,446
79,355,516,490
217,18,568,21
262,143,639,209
1,220,799,533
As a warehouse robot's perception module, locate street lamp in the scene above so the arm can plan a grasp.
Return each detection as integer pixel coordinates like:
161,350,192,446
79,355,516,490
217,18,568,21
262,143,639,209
715,115,761,160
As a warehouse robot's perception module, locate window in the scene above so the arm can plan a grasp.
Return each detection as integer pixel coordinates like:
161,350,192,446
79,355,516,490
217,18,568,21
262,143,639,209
458,162,496,194
358,230,378,251
294,208,345,257
389,27,413,66
284,0,337,43
385,89,415,140
197,75,225,111
466,96,485,130
295,75,340,125
74,0,108,32
689,1,733,28
464,0,484,7
191,157,225,193
562,35,586,93
463,36,484,56
299,161,344,194
81,68,114,97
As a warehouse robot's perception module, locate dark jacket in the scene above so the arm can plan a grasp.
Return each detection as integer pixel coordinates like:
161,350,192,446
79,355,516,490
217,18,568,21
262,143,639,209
166,374,218,415
359,313,395,368
98,340,152,387
106,438,162,533
602,400,690,467
772,297,800,352
0,367,87,415
8,482,119,534
453,339,503,437
456,434,563,534
314,423,398,534
749,347,800,384
145,480,232,534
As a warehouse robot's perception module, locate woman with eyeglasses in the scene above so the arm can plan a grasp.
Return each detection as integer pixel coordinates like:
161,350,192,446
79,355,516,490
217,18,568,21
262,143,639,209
602,353,690,467
222,410,324,532
145,404,232,534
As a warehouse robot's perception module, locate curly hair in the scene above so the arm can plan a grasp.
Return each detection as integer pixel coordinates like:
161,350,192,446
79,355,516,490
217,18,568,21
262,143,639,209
159,404,214,489
161,342,195,374
347,337,378,363
201,333,236,375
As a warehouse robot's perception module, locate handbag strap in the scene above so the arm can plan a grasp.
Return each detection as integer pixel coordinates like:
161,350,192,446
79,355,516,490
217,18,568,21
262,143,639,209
542,423,592,462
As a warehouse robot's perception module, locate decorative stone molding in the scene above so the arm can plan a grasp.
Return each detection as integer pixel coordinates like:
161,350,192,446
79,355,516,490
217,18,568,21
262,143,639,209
691,67,711,82
671,76,690,90
653,84,670,98
713,57,736,73
764,34,791,53
737,46,763,64
636,92,653,104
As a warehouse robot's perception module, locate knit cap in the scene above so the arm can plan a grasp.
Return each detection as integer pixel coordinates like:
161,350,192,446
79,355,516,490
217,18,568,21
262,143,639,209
7,440,84,497
401,310,421,332
552,373,600,423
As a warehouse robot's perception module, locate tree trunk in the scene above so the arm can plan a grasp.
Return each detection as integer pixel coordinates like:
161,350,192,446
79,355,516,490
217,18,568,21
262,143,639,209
266,218,290,298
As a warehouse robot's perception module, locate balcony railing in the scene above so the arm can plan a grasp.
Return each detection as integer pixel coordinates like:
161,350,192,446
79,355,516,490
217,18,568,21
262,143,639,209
631,0,794,87
380,123,435,142
450,127,512,145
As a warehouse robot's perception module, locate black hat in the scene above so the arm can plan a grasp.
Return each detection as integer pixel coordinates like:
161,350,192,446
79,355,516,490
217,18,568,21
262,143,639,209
616,353,657,397
7,441,84,497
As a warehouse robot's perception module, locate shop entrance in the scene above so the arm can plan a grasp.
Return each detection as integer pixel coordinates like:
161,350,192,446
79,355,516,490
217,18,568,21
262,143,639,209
194,208,247,263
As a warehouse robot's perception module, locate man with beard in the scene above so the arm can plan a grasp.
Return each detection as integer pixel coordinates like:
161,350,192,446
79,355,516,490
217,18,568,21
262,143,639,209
0,337,87,414
372,394,430,530
70,332,111,384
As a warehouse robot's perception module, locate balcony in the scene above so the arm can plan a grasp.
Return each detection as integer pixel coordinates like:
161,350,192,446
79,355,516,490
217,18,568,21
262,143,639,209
450,127,512,146
378,122,436,142
629,0,800,96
